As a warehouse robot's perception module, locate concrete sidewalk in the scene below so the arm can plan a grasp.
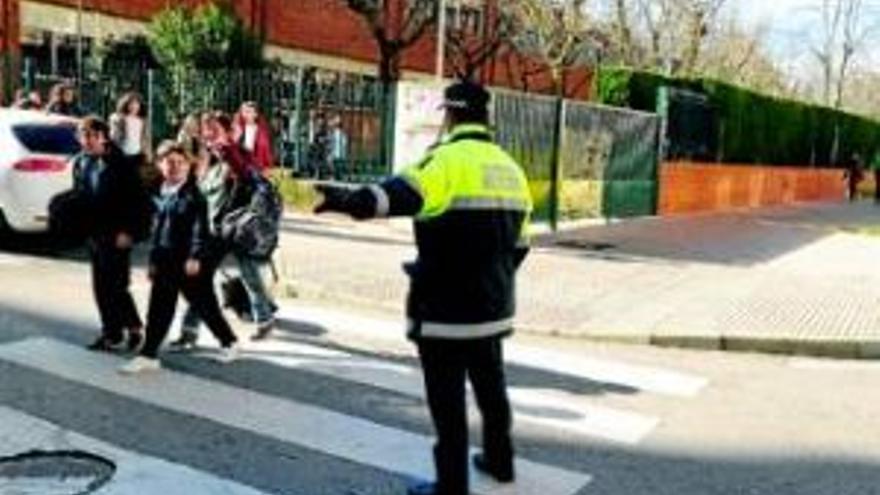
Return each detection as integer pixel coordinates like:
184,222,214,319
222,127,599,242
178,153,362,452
275,202,880,358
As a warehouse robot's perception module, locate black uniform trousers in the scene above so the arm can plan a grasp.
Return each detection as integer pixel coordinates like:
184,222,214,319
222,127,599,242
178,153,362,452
141,249,236,359
90,238,142,341
417,335,514,495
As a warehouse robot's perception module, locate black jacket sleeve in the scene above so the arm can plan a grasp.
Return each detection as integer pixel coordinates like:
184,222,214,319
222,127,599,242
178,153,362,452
315,177,423,220
189,192,209,261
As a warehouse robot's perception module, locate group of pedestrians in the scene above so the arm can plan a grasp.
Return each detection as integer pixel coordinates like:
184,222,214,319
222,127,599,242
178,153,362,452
11,82,86,116
50,79,531,495
63,92,281,375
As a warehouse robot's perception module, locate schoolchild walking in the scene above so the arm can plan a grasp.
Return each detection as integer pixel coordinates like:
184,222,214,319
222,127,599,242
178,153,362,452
171,112,278,349
120,141,240,374
72,116,145,353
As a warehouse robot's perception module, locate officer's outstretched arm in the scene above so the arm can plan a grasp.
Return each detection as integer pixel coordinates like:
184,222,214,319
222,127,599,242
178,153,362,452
314,177,423,220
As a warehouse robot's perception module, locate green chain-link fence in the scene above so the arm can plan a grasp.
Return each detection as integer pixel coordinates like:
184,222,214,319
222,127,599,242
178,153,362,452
563,101,661,219
492,88,560,222
6,56,662,225
493,88,661,222
13,58,390,181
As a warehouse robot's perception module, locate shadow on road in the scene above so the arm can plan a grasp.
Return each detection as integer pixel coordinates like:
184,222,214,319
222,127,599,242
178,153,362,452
0,303,878,494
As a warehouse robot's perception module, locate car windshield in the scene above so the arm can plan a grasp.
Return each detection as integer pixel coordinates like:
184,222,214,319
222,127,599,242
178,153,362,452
12,123,81,155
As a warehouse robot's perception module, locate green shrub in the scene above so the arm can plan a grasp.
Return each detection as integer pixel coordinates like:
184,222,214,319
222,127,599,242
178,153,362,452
595,67,880,167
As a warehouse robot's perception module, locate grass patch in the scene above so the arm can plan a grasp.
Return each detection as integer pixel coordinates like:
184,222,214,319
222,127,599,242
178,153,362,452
269,171,319,213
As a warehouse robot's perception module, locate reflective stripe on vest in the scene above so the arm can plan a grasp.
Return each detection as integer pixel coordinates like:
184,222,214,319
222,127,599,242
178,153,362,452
410,318,514,339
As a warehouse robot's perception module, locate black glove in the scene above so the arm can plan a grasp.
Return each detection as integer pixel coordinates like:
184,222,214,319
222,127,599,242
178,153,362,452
314,183,352,215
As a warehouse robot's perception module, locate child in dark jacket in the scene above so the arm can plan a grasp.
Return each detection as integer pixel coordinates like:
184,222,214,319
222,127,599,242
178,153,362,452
73,116,145,353
120,141,239,374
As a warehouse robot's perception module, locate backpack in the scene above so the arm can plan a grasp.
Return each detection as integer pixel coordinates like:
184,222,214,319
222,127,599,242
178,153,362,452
221,172,283,260
220,274,252,320
48,188,92,244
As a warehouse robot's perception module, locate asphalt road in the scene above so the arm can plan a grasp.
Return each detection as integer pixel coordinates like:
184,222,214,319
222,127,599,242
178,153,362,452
0,236,878,495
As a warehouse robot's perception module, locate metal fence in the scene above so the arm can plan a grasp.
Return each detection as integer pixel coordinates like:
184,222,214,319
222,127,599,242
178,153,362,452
492,89,560,222
5,56,663,224
493,87,661,222
13,59,390,181
563,101,661,218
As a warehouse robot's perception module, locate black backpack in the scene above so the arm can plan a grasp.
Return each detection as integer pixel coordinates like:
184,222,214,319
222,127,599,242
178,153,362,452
48,189,93,244
221,172,283,260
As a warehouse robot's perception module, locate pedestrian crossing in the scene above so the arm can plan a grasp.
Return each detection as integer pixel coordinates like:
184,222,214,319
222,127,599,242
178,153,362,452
0,304,711,495
273,303,709,398
0,338,592,495
201,336,659,444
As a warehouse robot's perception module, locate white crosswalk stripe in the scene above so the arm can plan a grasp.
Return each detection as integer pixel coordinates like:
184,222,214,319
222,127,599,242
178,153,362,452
0,405,271,495
274,303,709,397
0,338,593,495
196,337,659,445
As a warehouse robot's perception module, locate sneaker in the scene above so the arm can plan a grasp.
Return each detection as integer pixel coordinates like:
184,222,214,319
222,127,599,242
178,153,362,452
251,318,275,341
127,329,145,354
473,453,515,483
167,330,199,353
217,342,241,364
87,335,125,353
118,356,161,375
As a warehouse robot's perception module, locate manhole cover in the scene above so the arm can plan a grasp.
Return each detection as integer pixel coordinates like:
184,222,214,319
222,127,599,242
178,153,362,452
0,450,116,495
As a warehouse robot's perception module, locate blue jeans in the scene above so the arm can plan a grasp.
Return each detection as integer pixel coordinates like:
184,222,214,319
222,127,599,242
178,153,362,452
236,254,276,325
181,254,276,333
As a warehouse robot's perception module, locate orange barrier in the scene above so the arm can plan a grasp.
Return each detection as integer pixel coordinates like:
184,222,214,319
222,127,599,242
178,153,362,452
659,162,847,216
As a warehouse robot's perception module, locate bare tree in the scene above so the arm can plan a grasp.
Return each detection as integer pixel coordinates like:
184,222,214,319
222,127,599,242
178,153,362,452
444,1,517,80
344,0,438,84
509,0,600,96
810,0,879,109
605,0,725,75
677,0,727,74
845,69,880,118
697,15,790,96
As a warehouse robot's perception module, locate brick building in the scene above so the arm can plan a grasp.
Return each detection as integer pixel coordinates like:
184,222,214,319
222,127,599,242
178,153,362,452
1,0,590,98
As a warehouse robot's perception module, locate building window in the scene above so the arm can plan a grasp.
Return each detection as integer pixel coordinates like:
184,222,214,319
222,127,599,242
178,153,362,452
446,3,484,35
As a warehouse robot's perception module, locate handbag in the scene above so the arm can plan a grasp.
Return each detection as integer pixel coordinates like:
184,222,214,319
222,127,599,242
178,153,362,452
219,270,252,321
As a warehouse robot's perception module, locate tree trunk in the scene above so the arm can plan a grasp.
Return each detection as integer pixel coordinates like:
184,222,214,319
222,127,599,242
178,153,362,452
378,44,401,170
614,0,633,64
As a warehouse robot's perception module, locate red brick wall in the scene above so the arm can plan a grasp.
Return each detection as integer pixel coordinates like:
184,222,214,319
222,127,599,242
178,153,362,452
1,0,20,103
14,0,593,96
262,0,436,73
659,162,847,216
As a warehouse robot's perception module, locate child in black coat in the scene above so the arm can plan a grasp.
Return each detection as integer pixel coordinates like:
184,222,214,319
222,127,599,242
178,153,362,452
73,116,145,353
120,141,239,374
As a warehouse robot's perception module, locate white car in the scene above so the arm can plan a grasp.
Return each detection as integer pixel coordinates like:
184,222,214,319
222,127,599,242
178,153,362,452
0,109,80,233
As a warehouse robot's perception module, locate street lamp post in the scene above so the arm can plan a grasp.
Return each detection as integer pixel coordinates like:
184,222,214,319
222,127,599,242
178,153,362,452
76,0,83,82
436,0,447,79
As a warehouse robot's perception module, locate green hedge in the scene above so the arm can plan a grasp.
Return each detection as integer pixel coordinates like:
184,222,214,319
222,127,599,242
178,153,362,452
595,67,880,167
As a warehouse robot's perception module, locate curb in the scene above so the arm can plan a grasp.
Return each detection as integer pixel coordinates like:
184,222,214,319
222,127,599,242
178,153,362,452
277,278,880,360
536,332,880,360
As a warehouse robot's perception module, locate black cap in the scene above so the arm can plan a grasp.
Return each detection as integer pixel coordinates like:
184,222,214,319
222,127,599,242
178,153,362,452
441,80,490,112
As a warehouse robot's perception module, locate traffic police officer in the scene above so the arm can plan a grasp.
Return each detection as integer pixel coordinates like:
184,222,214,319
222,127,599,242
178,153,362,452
314,80,532,495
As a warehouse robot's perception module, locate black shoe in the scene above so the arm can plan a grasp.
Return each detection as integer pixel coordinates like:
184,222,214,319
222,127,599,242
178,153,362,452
472,453,514,483
251,319,275,341
87,335,125,352
167,331,199,353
